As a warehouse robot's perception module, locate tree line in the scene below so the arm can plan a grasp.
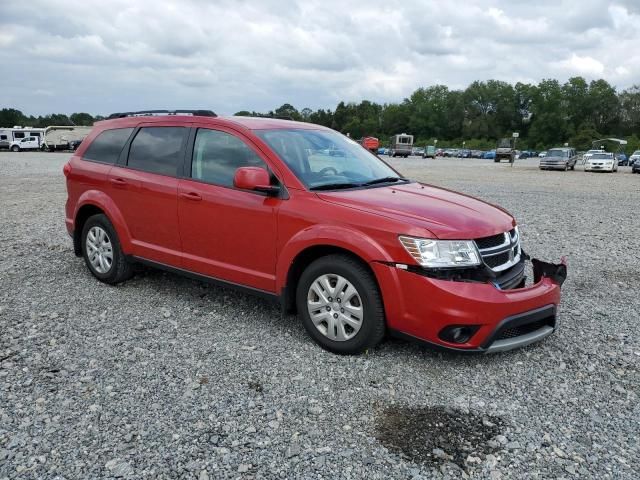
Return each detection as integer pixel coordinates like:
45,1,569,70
2,76,639,152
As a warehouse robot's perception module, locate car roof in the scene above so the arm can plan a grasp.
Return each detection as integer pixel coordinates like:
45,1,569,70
95,115,326,132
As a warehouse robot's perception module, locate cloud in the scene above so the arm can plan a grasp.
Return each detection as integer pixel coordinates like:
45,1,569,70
555,54,605,75
0,0,638,115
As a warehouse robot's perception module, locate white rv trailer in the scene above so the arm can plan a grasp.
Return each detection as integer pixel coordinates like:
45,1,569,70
0,126,46,149
388,133,414,158
43,126,92,151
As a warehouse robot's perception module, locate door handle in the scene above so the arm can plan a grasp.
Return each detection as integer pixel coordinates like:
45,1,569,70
110,178,127,187
179,192,202,201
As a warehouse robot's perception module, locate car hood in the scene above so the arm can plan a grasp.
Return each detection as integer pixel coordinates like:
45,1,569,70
316,182,515,239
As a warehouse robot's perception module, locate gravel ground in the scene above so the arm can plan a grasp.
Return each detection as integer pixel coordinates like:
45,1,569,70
1,151,638,479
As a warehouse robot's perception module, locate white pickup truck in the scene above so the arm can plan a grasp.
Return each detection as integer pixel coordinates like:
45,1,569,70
9,136,41,152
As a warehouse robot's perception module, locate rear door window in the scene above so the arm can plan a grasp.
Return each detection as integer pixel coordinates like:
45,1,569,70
127,127,187,176
84,128,134,164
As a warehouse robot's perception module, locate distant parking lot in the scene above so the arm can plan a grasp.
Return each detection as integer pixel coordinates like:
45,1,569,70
1,151,638,479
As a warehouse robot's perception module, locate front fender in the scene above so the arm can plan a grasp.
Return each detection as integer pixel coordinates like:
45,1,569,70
275,224,393,293
74,190,133,254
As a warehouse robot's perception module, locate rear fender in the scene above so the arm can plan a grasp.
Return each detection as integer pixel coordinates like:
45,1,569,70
74,190,133,253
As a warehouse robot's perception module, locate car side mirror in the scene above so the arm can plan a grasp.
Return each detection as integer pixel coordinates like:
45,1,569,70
233,167,280,195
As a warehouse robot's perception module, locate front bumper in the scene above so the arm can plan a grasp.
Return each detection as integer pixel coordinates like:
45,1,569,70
585,163,614,172
373,257,567,353
540,161,567,169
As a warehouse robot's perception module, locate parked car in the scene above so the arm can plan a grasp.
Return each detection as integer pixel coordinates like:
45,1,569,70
64,110,566,354
539,147,578,171
629,150,640,166
377,147,387,155
519,151,531,159
459,149,471,158
412,147,424,156
422,145,436,158
615,153,629,166
582,149,604,163
483,150,496,160
9,136,41,152
538,151,547,158
632,159,640,173
584,152,618,172
69,139,84,151
470,150,484,158
443,148,459,157
358,136,379,154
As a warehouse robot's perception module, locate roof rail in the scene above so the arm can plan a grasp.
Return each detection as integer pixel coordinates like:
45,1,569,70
107,109,217,119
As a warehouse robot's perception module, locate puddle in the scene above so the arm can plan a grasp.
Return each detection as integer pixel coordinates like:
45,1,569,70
374,405,504,468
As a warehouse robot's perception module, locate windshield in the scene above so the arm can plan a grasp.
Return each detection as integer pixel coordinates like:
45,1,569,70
498,139,511,148
256,129,403,190
590,153,612,159
547,149,568,157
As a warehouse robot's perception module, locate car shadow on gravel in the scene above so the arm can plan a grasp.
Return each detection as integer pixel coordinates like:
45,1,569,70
374,404,504,470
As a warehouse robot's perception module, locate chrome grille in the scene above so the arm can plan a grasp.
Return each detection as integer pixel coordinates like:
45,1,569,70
475,228,521,272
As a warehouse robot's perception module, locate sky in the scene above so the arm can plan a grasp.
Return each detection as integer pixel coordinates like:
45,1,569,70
1,0,639,116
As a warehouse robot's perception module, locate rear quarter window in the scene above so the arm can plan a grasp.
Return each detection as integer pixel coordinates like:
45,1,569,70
83,128,134,164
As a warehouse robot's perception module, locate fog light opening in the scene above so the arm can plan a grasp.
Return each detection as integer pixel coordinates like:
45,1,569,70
439,325,480,344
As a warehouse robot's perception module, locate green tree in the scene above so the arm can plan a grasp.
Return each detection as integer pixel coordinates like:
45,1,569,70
0,108,26,127
70,112,95,126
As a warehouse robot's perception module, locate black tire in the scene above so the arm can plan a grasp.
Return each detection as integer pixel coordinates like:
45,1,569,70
11,145,19,152
296,254,385,354
81,214,133,285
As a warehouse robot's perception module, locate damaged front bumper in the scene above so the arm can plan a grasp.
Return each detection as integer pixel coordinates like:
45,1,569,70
375,254,568,353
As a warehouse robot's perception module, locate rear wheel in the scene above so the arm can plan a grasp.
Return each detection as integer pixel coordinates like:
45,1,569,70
81,214,133,284
296,254,385,354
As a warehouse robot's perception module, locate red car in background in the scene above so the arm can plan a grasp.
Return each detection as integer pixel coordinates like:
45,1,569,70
64,110,566,355
359,136,379,153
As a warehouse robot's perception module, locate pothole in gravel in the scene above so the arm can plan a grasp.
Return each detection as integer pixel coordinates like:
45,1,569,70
374,405,505,469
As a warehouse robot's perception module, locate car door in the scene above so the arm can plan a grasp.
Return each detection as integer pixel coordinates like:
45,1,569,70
107,123,188,267
177,126,281,293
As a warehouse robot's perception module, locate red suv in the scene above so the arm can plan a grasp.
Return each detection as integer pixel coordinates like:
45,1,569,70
64,110,567,354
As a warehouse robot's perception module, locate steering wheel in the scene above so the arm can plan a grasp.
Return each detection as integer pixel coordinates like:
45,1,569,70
318,166,339,176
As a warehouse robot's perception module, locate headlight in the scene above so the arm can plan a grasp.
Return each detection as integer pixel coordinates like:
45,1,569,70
399,236,481,268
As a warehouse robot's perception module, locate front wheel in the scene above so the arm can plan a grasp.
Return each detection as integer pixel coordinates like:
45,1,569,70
296,254,385,354
11,145,19,152
81,214,133,284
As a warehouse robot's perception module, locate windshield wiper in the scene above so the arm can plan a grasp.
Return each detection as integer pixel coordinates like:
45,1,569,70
361,176,405,186
310,182,363,191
